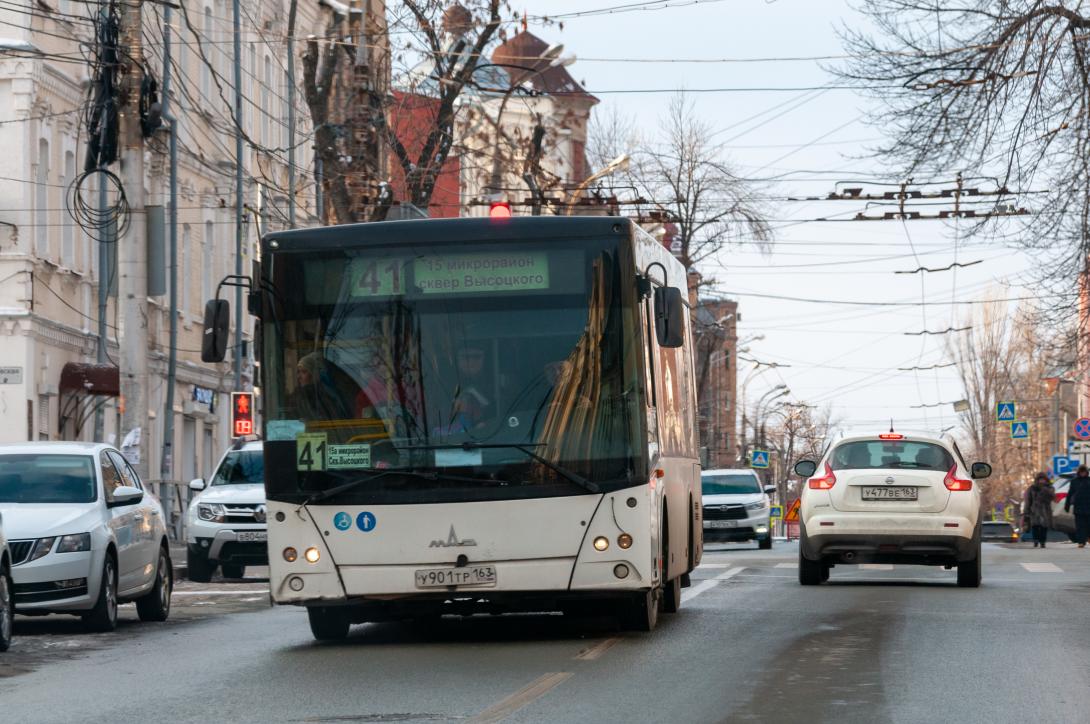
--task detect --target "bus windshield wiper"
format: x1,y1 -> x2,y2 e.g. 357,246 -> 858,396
300,469 -> 490,507
410,443 -> 600,494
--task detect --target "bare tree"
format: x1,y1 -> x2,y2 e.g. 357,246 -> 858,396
301,1 -> 505,222
837,2 -> 1090,319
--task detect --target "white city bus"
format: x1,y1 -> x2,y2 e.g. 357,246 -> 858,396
203,215 -> 701,638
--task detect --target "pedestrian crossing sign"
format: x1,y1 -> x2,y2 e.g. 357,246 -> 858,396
770,505 -> 783,520
750,450 -> 770,468
996,402 -> 1016,422
1010,421 -> 1029,439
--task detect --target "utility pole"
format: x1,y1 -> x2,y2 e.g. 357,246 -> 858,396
286,0 -> 298,228
117,0 -> 149,478
232,0 -> 244,391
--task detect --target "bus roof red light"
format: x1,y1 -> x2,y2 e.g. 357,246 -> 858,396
489,202 -> 512,219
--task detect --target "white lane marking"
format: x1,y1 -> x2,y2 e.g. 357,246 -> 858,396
859,564 -> 894,571
681,579 -> 719,602
469,672 -> 572,724
574,637 -> 621,661
695,563 -> 734,569
775,562 -> 798,569
682,567 -> 746,602
715,567 -> 746,581
172,590 -> 269,596
1021,562 -> 1063,573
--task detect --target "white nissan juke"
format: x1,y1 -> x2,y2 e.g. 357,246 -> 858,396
793,430 -> 991,587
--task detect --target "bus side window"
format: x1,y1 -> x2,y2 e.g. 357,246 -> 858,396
642,296 -> 658,408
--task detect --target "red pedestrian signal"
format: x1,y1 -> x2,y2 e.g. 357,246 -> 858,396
231,391 -> 254,438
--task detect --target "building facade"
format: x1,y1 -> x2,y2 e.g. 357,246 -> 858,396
693,297 -> 739,469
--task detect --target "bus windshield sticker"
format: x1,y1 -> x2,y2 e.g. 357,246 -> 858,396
267,419 -> 306,441
435,448 -> 483,467
414,252 -> 549,295
326,443 -> 372,470
296,433 -> 328,471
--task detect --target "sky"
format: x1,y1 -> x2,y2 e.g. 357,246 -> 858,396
516,0 -> 1038,436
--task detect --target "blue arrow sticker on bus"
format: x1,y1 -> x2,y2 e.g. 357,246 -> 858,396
356,511 -> 377,532
333,512 -> 352,531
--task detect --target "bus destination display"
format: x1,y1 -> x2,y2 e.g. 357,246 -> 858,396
350,252 -> 550,297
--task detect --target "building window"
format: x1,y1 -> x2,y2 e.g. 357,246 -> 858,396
202,220 -> 214,303
182,223 -> 191,312
262,55 -> 272,145
38,395 -> 50,440
247,44 -> 256,131
36,138 -> 50,258
201,7 -> 212,102
62,150 -> 75,267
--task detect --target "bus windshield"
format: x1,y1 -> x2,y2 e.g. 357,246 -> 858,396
261,236 -> 645,504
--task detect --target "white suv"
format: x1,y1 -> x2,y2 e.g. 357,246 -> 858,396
185,440 -> 266,582
701,469 -> 774,548
793,431 -> 990,587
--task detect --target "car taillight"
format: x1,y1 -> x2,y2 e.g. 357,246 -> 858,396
808,462 -> 837,490
944,464 -> 973,491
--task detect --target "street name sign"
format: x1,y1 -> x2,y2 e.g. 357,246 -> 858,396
0,366 -> 22,384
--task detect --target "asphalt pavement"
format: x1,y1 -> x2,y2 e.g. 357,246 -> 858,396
2,540 -> 1088,724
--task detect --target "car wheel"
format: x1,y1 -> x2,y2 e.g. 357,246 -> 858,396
186,548 -> 215,583
84,556 -> 118,632
799,546 -> 824,586
136,547 -> 173,622
220,564 -> 245,579
957,546 -> 982,588
821,563 -> 831,582
0,566 -> 13,652
759,535 -> 772,550
308,606 -> 351,641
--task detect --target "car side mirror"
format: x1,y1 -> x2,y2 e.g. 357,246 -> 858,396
653,286 -> 685,348
201,299 -> 230,363
109,485 -> 144,507
763,485 -> 776,495
971,462 -> 992,479
794,460 -> 817,478
189,478 -> 206,491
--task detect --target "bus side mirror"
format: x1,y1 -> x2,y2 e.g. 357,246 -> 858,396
201,299 -> 230,363
654,286 -> 685,348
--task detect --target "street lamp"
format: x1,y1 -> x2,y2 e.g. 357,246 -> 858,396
563,153 -> 631,215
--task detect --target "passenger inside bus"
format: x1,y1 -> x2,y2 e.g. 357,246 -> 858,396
289,352 -> 351,421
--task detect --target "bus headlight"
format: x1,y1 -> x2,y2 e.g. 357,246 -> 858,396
593,536 -> 609,551
283,547 -> 298,562
304,547 -> 321,563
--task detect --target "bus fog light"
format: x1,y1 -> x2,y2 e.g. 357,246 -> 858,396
593,536 -> 609,551
617,533 -> 633,549
288,576 -> 304,591
304,547 -> 321,563
283,547 -> 298,562
613,564 -> 630,579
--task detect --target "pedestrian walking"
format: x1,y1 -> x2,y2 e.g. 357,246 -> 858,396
1065,465 -> 1090,548
1023,472 -> 1055,548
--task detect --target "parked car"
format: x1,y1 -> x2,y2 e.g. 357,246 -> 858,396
0,513 -> 12,651
1050,476 -> 1077,541
700,468 -> 774,549
980,520 -> 1018,543
794,430 -> 990,587
185,439 -> 266,582
0,443 -> 173,631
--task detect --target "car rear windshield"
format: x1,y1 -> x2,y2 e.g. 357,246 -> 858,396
0,454 -> 97,503
211,449 -> 264,486
702,473 -> 762,495
829,440 -> 953,471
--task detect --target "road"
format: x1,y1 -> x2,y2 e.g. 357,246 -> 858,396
2,541 -> 1088,724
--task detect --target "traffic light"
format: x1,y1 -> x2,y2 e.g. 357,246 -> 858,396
231,391 -> 254,438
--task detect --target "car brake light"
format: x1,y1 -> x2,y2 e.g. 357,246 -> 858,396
808,462 -> 837,490
944,464 -> 973,491
489,201 -> 512,219
878,433 -> 904,440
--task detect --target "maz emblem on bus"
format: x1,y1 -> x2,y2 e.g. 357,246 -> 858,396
430,526 -> 477,548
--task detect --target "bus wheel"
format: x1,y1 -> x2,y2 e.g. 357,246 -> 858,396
662,574 -> 681,614
308,606 -> 351,641
623,589 -> 659,632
